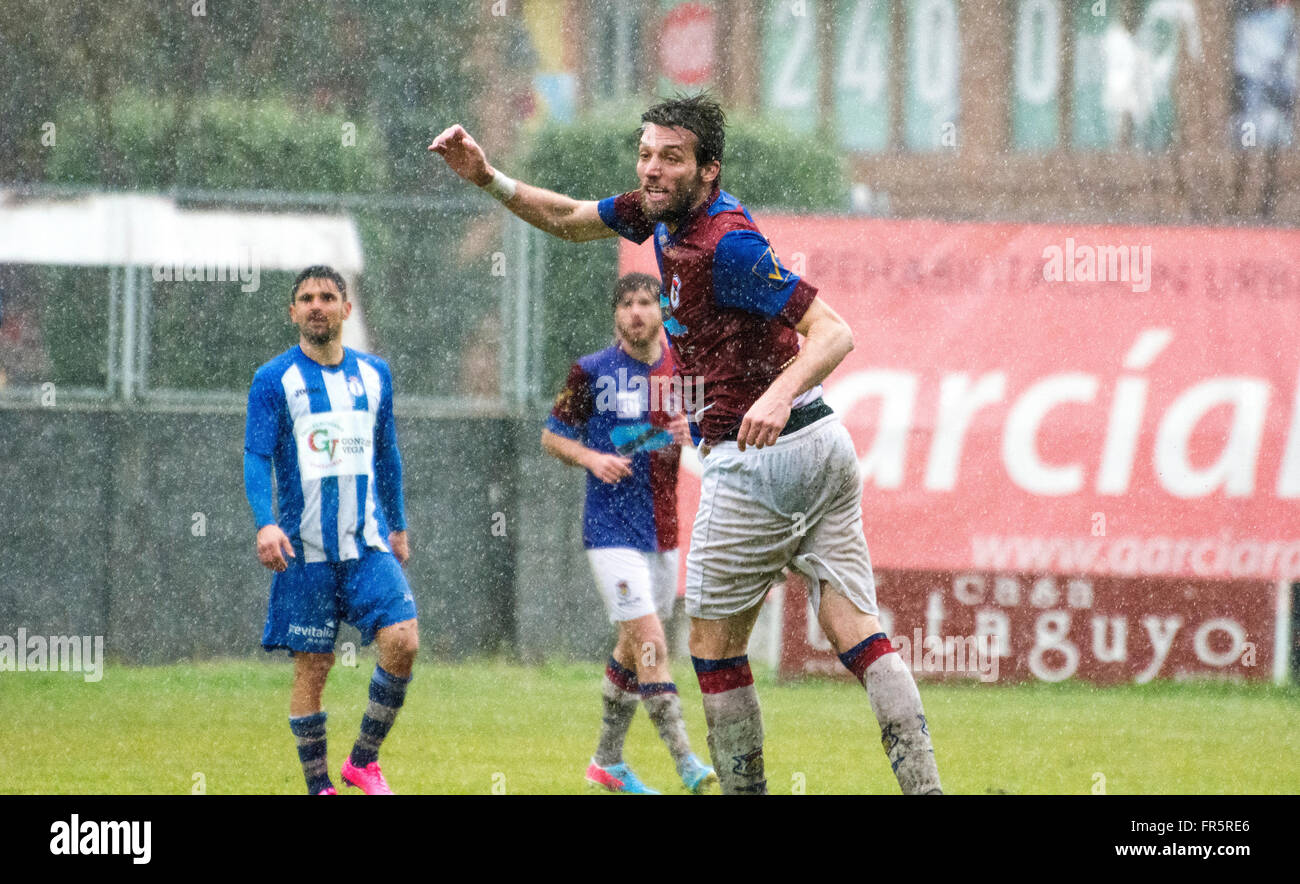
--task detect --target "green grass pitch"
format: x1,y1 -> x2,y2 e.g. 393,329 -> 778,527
2,658 -> 1296,794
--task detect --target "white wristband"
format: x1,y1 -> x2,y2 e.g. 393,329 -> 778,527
482,169 -> 517,203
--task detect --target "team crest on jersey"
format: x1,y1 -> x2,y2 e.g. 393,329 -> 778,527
662,274 -> 687,335
752,246 -> 791,288
616,580 -> 630,599
347,376 -> 365,398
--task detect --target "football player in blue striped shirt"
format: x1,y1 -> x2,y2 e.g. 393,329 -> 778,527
244,266 -> 418,795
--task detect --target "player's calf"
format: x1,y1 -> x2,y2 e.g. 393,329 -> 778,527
289,652 -> 335,716
288,710 -> 334,795
692,655 -> 766,795
348,663 -> 412,774
593,656 -> 640,767
839,633 -> 942,795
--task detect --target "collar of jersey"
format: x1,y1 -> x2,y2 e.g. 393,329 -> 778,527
295,344 -> 349,371
616,340 -> 667,372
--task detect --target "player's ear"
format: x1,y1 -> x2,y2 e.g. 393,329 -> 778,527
342,298 -> 353,320
701,159 -> 721,186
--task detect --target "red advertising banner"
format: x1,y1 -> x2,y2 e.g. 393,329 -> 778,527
780,571 -> 1276,684
620,216 -> 1299,682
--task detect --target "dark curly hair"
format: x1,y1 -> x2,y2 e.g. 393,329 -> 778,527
611,272 -> 661,309
640,91 -> 727,179
290,265 -> 348,305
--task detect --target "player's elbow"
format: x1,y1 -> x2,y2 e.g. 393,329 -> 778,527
821,314 -> 853,360
840,321 -> 855,357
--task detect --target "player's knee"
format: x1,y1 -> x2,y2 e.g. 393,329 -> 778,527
387,622 -> 419,662
612,629 -> 636,664
688,620 -> 731,660
389,627 -> 418,661
625,614 -> 666,647
402,629 -> 419,661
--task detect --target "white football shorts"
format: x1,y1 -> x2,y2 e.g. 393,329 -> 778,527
586,547 -> 680,623
686,413 -> 877,620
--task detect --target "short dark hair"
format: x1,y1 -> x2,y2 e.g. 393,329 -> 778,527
290,265 -> 347,304
640,91 -> 727,175
612,272 -> 660,309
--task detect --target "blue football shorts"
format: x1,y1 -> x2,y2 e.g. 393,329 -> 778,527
262,548 -> 417,654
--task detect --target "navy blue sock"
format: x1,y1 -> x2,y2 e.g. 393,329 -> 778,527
289,711 -> 332,795
350,666 -> 411,767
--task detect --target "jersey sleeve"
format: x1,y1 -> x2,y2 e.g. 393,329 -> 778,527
244,371 -> 281,457
372,362 -> 407,532
596,191 -> 655,244
712,229 -> 818,326
243,451 -> 276,530
546,362 -> 595,440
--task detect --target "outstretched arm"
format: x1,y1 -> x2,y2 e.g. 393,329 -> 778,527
429,124 -> 615,243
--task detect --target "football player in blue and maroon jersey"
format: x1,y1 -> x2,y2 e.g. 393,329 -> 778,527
431,94 -> 941,795
542,272 -> 715,794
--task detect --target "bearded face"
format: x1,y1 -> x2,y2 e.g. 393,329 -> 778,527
289,277 -> 349,347
614,288 -> 662,349
640,167 -> 708,226
636,124 -> 716,227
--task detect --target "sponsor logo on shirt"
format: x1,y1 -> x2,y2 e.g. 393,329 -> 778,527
294,410 -> 375,480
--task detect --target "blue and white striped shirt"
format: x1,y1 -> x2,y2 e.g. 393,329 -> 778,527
244,346 -> 405,563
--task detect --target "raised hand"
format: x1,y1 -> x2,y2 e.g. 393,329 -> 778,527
428,124 -> 493,186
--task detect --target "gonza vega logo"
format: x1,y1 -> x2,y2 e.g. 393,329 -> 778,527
308,425 -> 342,462
294,412 -> 372,479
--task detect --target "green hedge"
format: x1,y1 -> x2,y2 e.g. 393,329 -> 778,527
521,103 -> 849,399
44,91 -> 388,192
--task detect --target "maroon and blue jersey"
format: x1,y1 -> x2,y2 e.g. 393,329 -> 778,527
596,185 -> 819,443
547,343 -> 680,552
